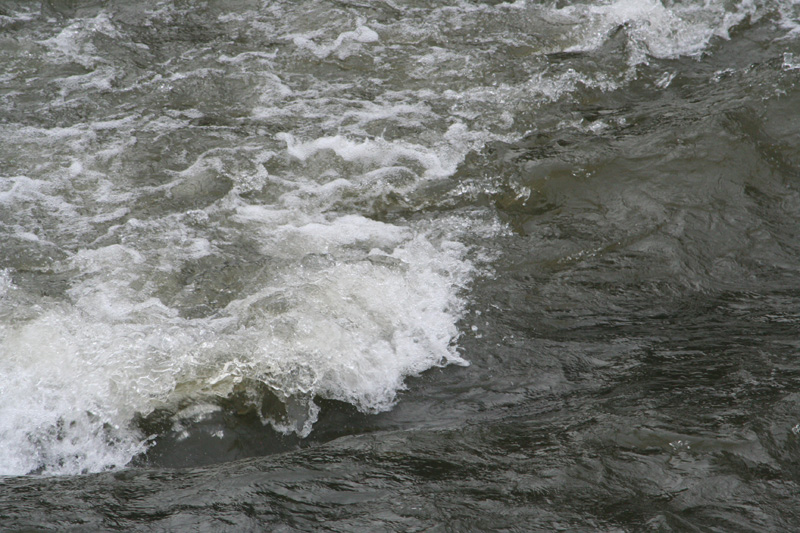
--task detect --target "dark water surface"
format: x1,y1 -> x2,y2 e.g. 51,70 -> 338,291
1,0 -> 800,530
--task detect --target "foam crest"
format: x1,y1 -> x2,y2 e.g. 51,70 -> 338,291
0,215 -> 476,473
289,22 -> 379,60
1,0 -> 518,475
218,215 -> 472,433
0,152 -> 486,472
38,12 -> 121,68
775,1 -> 800,38
277,133 -> 456,179
0,308 -> 155,475
560,0 -> 758,65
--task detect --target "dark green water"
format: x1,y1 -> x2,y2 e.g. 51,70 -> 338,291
1,0 -> 799,530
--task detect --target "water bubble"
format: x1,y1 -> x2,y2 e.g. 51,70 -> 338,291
669,439 -> 691,451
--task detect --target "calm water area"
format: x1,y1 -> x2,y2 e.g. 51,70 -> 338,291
1,0 -> 799,530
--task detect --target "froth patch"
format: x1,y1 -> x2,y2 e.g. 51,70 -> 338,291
0,309 -> 152,475
289,23 -> 379,60
219,217 -> 472,434
276,132 -> 459,179
560,0 -> 758,65
0,207 -> 479,472
293,214 -> 411,247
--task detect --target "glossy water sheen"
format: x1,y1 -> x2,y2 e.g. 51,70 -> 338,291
1,0 -> 800,530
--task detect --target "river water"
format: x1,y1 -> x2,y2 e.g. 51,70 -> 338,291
1,0 -> 799,530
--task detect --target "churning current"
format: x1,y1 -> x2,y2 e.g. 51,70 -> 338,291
1,0 -> 799,530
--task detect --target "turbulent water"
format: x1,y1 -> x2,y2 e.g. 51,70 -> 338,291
0,0 -> 799,530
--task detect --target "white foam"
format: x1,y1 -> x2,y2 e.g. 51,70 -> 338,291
217,215 -> 472,427
0,310 -> 154,475
0,269 -> 12,298
0,0 -> 528,476
0,204 -> 479,473
38,12 -> 120,68
0,120 -> 492,473
289,22 -> 379,59
276,132 -> 463,180
292,214 -> 411,247
777,1 -> 800,39
560,0 -> 759,65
